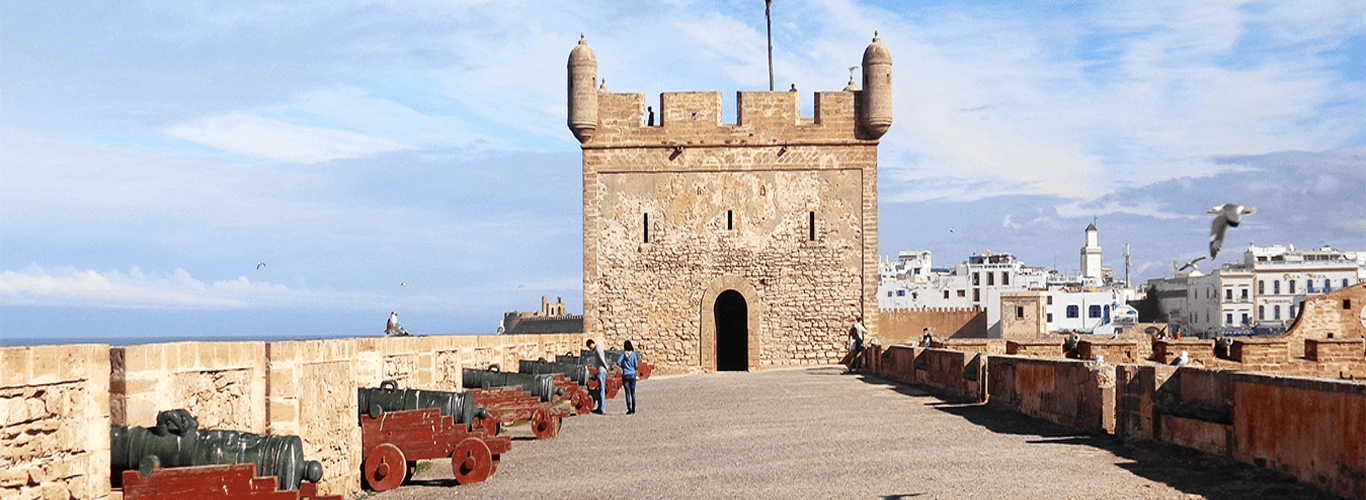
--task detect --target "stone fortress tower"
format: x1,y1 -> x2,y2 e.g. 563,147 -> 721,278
569,34 -> 892,374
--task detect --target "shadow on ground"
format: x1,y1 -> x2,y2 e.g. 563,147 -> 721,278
852,372 -> 1346,500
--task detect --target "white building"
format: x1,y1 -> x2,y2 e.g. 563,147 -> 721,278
1147,244 -> 1366,338
880,224 -> 1136,337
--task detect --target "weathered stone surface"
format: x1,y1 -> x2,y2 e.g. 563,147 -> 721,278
1,345 -> 109,500
581,83 -> 883,374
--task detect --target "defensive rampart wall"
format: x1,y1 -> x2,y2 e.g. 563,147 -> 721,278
1,333 -> 588,500
873,342 -> 1366,499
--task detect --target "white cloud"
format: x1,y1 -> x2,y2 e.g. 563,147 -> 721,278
165,113 -> 408,163
0,264 -> 427,311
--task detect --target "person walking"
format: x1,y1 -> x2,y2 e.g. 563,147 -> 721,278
617,340 -> 640,415
587,339 -> 609,414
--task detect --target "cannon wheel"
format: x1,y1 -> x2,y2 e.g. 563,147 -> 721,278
362,443 -> 407,492
530,407 -> 559,440
571,389 -> 593,415
451,437 -> 494,484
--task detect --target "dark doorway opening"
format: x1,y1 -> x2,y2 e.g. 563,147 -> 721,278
714,290 -> 748,371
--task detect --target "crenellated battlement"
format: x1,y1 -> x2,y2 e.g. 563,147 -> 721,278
568,34 -> 891,147
584,89 -> 868,149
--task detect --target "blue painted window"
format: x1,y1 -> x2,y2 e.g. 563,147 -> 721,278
1066,305 -> 1079,318
1088,305 -> 1102,318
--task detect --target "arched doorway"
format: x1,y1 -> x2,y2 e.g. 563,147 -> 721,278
714,290 -> 748,371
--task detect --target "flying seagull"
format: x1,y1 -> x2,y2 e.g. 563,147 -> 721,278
385,311 -> 409,337
1208,204 -> 1256,259
1172,350 -> 1190,367
256,262 -> 266,270
1176,256 -> 1206,273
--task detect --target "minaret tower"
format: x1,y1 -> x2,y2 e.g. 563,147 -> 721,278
1081,223 -> 1103,283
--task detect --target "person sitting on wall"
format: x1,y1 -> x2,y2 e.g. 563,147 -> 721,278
847,317 -> 868,373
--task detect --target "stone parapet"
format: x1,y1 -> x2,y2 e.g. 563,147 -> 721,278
585,91 -> 870,149
1304,338 -> 1366,363
1,344 -> 111,500
1153,339 -> 1215,365
1230,338 -> 1290,365
1005,338 -> 1064,358
1077,339 -> 1141,364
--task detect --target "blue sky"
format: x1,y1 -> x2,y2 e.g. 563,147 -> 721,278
2,0 -> 1363,341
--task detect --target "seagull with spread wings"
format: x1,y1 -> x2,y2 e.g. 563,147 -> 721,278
1208,204 -> 1256,259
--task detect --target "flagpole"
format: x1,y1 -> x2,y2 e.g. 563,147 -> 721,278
766,0 -> 774,91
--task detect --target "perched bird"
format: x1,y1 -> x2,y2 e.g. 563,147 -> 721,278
1208,204 -> 1257,258
921,332 -> 934,348
1111,332 -> 1120,340
1093,355 -> 1104,364
385,311 -> 409,337
256,262 -> 266,270
1172,350 -> 1190,367
1215,337 -> 1234,359
1062,332 -> 1081,354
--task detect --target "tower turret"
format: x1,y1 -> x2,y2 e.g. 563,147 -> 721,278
859,32 -> 893,139
567,35 -> 599,143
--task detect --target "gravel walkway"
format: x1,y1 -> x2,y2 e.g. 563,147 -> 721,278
368,367 -> 1342,500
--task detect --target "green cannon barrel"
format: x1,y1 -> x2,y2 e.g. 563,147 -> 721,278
517,359 -> 590,386
110,409 -> 323,490
357,380 -> 482,427
462,367 -> 563,402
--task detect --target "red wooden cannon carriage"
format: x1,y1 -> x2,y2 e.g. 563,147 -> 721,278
466,385 -> 567,440
120,464 -> 342,500
359,408 -> 513,491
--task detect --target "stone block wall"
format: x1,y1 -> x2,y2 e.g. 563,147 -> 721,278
1231,338 -> 1290,367
1077,339 -> 1141,364
1231,373 -> 1365,499
583,84 -> 882,375
111,342 -> 266,432
879,307 -> 986,344
1304,338 -> 1365,363
937,338 -> 1005,355
999,291 -> 1046,339
2,345 -> 110,500
1005,339 -> 1063,358
987,355 -> 1116,434
265,339 -> 360,497
1153,339 -> 1216,365
5,334 -> 594,500
1282,283 -> 1365,359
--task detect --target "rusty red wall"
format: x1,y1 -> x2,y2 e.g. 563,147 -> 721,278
1231,373 -> 1365,499
986,355 -> 1115,434
875,345 -> 985,402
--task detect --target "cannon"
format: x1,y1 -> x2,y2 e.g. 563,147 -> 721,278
357,381 -> 512,491
462,367 -> 567,439
462,367 -> 562,403
517,359 -> 594,415
111,409 -> 335,499
358,380 -> 482,425
603,349 -> 655,379
554,353 -> 622,399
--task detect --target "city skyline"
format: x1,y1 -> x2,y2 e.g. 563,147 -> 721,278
2,1 -> 1363,340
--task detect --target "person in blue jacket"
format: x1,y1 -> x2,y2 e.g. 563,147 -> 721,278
616,340 -> 640,415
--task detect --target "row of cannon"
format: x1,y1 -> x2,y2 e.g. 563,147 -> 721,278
109,350 -> 652,498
